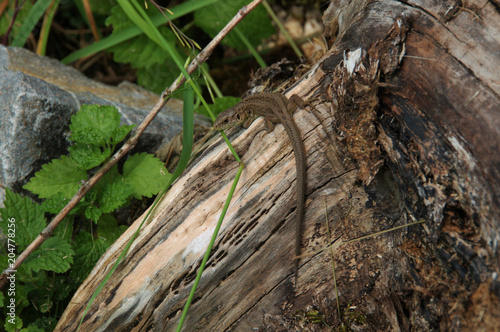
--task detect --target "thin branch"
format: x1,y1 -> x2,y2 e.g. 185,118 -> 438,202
0,0 -> 264,289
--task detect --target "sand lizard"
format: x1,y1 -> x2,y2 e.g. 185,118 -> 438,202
214,92 -> 307,286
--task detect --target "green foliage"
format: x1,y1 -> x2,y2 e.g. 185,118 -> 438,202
123,152 -> 172,198
0,2 -> 34,44
194,0 -> 274,51
11,0 -> 53,47
106,2 -> 186,94
23,238 -> 74,274
23,156 -> 87,199
0,188 -> 46,247
69,104 -> 135,147
71,215 -> 127,282
195,96 -> 240,118
1,104 -> 171,330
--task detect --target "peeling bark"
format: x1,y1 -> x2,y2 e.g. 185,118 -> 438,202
56,0 -> 499,330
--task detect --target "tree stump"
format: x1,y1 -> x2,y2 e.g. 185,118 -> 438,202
56,0 -> 500,330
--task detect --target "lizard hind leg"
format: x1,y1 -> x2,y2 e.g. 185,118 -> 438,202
264,118 -> 275,131
287,94 -> 305,114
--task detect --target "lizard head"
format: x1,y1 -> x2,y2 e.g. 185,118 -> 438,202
213,107 -> 249,130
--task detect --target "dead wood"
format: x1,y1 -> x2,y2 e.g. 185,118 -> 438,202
56,0 -> 499,330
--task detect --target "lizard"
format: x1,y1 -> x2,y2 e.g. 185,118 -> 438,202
213,92 -> 307,286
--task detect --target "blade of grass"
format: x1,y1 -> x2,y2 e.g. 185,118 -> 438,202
77,84 -> 194,330
62,0 -> 219,64
11,0 -> 52,47
234,26 -> 267,68
36,0 -> 61,55
176,161 -> 245,332
262,0 -> 303,58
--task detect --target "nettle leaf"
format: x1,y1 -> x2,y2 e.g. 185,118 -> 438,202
194,0 -> 274,51
4,315 -> 22,332
136,60 -> 181,94
0,188 -> 46,247
98,180 -> 134,214
23,155 -> 87,199
106,4 -> 175,66
92,165 -> 134,214
69,142 -> 112,170
41,192 -> 73,215
70,231 -> 108,282
84,205 -> 103,223
23,237 -> 74,274
195,96 -> 240,118
106,0 -> 160,32
69,105 -> 121,146
106,4 -> 186,93
52,217 -> 74,243
123,153 -> 171,198
111,124 -> 135,145
98,214 -> 127,245
88,0 -> 114,15
70,215 -> 126,282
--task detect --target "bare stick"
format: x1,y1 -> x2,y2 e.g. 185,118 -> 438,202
0,0 -> 264,289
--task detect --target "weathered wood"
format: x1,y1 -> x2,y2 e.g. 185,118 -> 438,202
56,0 -> 500,330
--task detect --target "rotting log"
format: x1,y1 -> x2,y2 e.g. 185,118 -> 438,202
56,0 -> 500,330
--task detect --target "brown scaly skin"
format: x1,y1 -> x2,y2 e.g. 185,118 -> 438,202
214,93 -> 307,286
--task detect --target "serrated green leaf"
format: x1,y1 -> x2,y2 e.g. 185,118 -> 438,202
85,205 -> 103,223
23,237 -> 74,274
107,7 -> 173,67
88,0 -> 115,15
194,0 -> 275,51
111,124 -> 135,144
70,231 -> 109,282
4,315 -> 22,332
123,153 -> 171,198
32,315 -> 58,331
0,188 -> 46,247
106,3 -> 187,92
98,214 -> 127,244
52,217 -> 74,243
98,180 -> 134,214
69,142 -> 111,170
106,0 -> 160,32
195,96 -> 240,118
136,60 -> 180,94
41,193 -> 71,214
69,105 -> 121,146
23,155 -> 87,199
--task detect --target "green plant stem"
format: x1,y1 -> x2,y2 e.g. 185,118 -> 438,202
176,161 -> 245,332
234,26 -> 267,68
36,0 -> 60,55
262,0 -> 303,58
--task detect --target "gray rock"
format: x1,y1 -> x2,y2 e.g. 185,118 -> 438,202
0,46 -> 205,200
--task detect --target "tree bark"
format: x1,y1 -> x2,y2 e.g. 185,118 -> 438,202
56,0 -> 500,330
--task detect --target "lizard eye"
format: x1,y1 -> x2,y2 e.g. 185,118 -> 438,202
236,114 -> 241,120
